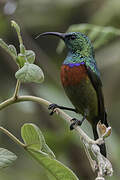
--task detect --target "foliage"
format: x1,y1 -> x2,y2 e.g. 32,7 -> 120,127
21,123 -> 79,180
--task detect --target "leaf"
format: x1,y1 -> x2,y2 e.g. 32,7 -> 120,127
0,39 -> 16,61
11,20 -> 20,33
15,63 -> 44,83
8,45 -> 17,57
25,50 -> 35,64
21,123 -> 78,180
27,148 -> 79,180
0,39 -> 10,52
20,44 -> 26,54
0,148 -> 17,168
17,50 -> 35,68
16,53 -> 26,67
21,123 -> 55,158
21,123 -> 42,150
57,23 -> 120,53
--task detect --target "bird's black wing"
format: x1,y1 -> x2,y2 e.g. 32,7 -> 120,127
85,66 -> 108,127
86,66 -> 109,157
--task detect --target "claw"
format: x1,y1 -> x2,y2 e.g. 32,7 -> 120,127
48,104 -> 59,115
70,118 -> 82,130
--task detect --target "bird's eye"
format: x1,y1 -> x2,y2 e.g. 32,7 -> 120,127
70,35 -> 76,40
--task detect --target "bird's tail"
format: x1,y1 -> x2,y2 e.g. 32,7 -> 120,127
92,124 -> 106,157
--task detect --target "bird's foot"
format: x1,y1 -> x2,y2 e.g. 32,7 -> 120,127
48,103 -> 77,115
48,104 -> 59,115
70,118 -> 83,130
70,115 -> 86,130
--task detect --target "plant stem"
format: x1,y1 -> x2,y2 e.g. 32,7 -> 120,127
13,80 -> 21,98
0,127 -> 25,147
0,97 -> 15,110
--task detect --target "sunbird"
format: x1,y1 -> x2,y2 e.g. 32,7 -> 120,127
39,32 -> 109,157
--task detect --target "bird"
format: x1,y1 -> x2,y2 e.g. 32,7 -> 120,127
38,31 -> 109,157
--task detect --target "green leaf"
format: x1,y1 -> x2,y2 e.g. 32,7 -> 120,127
15,63 -> 44,83
25,50 -> 35,64
16,50 -> 35,67
27,148 -> 79,180
20,44 -> 26,54
21,123 -> 78,180
11,20 -> 20,33
0,39 -> 16,61
0,38 -> 10,51
57,23 -> 120,53
8,45 -> 17,57
21,123 -> 42,150
21,123 -> 55,158
16,53 -> 26,67
0,148 -> 17,168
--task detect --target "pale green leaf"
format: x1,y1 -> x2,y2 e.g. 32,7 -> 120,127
0,39 -> 10,52
21,123 -> 78,179
8,45 -> 17,57
0,148 -> 17,168
20,44 -> 26,54
27,148 -> 79,180
21,123 -> 42,150
15,63 -> 44,83
0,39 -> 16,61
21,123 -> 55,158
25,50 -> 35,64
11,20 -> 20,33
16,50 -> 35,68
16,53 -> 26,67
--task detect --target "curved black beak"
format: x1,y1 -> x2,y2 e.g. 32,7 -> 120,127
35,32 -> 65,40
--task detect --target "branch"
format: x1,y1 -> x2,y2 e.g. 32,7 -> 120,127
0,95 -> 113,179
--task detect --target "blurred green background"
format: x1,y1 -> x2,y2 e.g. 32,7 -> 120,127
0,0 -> 120,179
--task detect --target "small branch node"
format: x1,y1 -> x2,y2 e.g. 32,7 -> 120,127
95,138 -> 104,145
13,80 -> 21,99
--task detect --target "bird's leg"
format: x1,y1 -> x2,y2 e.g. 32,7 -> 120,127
48,103 -> 77,115
70,115 -> 86,130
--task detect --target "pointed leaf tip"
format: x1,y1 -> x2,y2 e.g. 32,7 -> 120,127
28,148 -> 79,180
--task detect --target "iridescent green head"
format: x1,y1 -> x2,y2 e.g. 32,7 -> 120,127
38,32 -> 94,57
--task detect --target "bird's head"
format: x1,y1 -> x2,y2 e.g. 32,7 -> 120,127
37,32 -> 94,56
